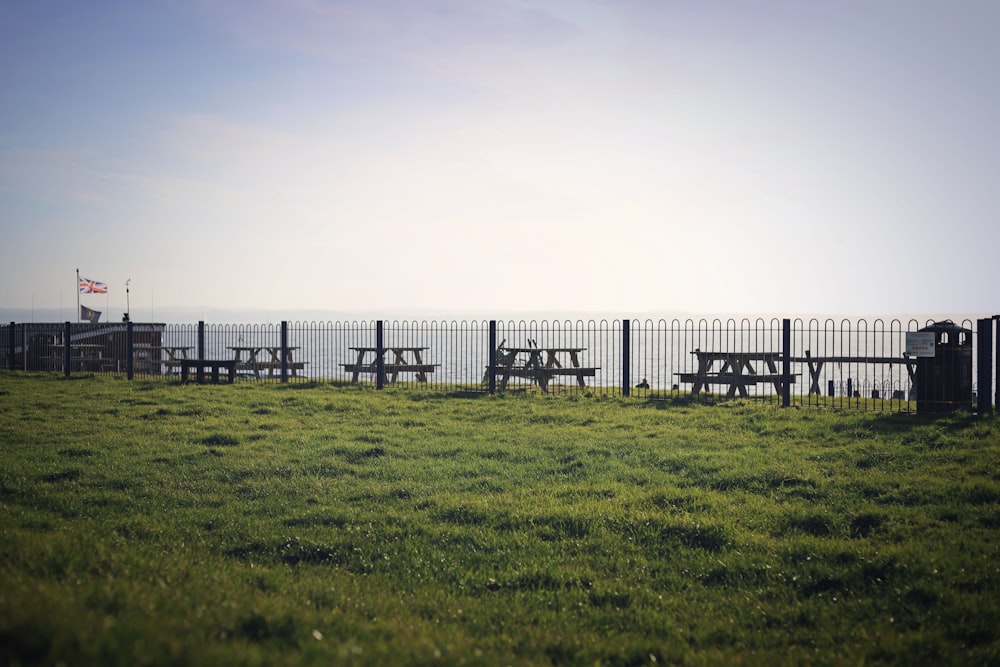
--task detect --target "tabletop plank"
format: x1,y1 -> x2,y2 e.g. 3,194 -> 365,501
503,347 -> 585,353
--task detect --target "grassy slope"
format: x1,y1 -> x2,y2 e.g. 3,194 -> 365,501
0,374 -> 998,666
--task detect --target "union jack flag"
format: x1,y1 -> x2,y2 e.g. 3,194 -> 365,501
79,277 -> 108,294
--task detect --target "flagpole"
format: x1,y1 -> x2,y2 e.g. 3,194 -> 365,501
76,268 -> 80,323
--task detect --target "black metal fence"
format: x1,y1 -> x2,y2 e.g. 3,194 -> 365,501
3,316 -> 997,414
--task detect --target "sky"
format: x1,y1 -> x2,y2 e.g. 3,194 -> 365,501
2,0 -> 998,322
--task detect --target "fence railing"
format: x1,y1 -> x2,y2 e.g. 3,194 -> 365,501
3,316 -> 997,414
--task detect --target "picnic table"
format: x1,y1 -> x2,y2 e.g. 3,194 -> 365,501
228,346 -> 305,378
790,352 -> 917,396
493,347 -> 598,393
135,345 -> 192,374
181,359 -> 236,384
677,351 -> 796,397
342,346 -> 438,383
46,344 -> 112,372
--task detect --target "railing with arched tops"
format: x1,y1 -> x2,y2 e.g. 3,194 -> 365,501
2,316 -> 995,414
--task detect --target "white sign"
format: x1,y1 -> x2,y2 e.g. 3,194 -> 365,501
906,332 -> 936,357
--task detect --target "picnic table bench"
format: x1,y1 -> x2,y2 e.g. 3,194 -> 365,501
789,352 -> 917,396
343,347 -> 438,383
180,359 -> 236,384
46,344 -> 114,372
493,347 -> 598,393
134,345 -> 193,374
677,351 -> 797,397
228,346 -> 306,379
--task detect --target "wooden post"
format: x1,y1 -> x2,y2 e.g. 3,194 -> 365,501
376,320 -> 385,390
622,319 -> 631,397
977,318 -> 992,415
6,322 -> 14,371
995,316 -> 999,414
126,320 -> 134,380
488,320 -> 497,395
280,321 -> 289,383
63,322 -> 71,377
197,321 -> 206,384
782,318 -> 791,407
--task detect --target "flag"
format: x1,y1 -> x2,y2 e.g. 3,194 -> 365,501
80,305 -> 102,323
79,277 -> 108,294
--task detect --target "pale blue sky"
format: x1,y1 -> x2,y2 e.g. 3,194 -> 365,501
2,0 -> 998,321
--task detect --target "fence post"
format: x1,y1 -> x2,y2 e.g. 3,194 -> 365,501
622,319 -> 631,397
63,322 -> 71,377
280,321 -> 289,383
782,318 -> 791,407
126,320 -> 134,380
7,322 -> 14,371
376,320 -> 385,390
977,318 -> 992,415
197,321 -> 206,384
488,320 -> 497,395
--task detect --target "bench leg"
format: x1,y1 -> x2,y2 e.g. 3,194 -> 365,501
808,362 -> 823,395
535,370 -> 549,393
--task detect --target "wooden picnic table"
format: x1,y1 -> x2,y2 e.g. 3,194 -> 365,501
154,346 -> 193,362
227,346 -> 304,378
789,352 -> 917,396
494,347 -> 598,393
50,343 -> 107,358
47,343 -> 112,372
343,346 -> 437,383
135,345 -> 193,374
677,351 -> 795,397
181,359 -> 236,384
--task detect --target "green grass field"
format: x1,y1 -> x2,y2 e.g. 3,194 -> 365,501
1,373 -> 998,666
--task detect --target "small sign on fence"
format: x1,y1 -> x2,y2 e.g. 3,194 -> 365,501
906,332 -> 936,357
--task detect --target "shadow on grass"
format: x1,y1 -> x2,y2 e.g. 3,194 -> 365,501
862,410 -> 984,436
646,393 -> 722,408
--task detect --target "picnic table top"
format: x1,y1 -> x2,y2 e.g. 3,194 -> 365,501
181,358 -> 236,364
349,346 -> 428,352
691,350 -> 780,360
133,345 -> 191,356
50,343 -> 106,357
789,355 -> 915,364
504,346 -> 586,353
691,351 -> 914,364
